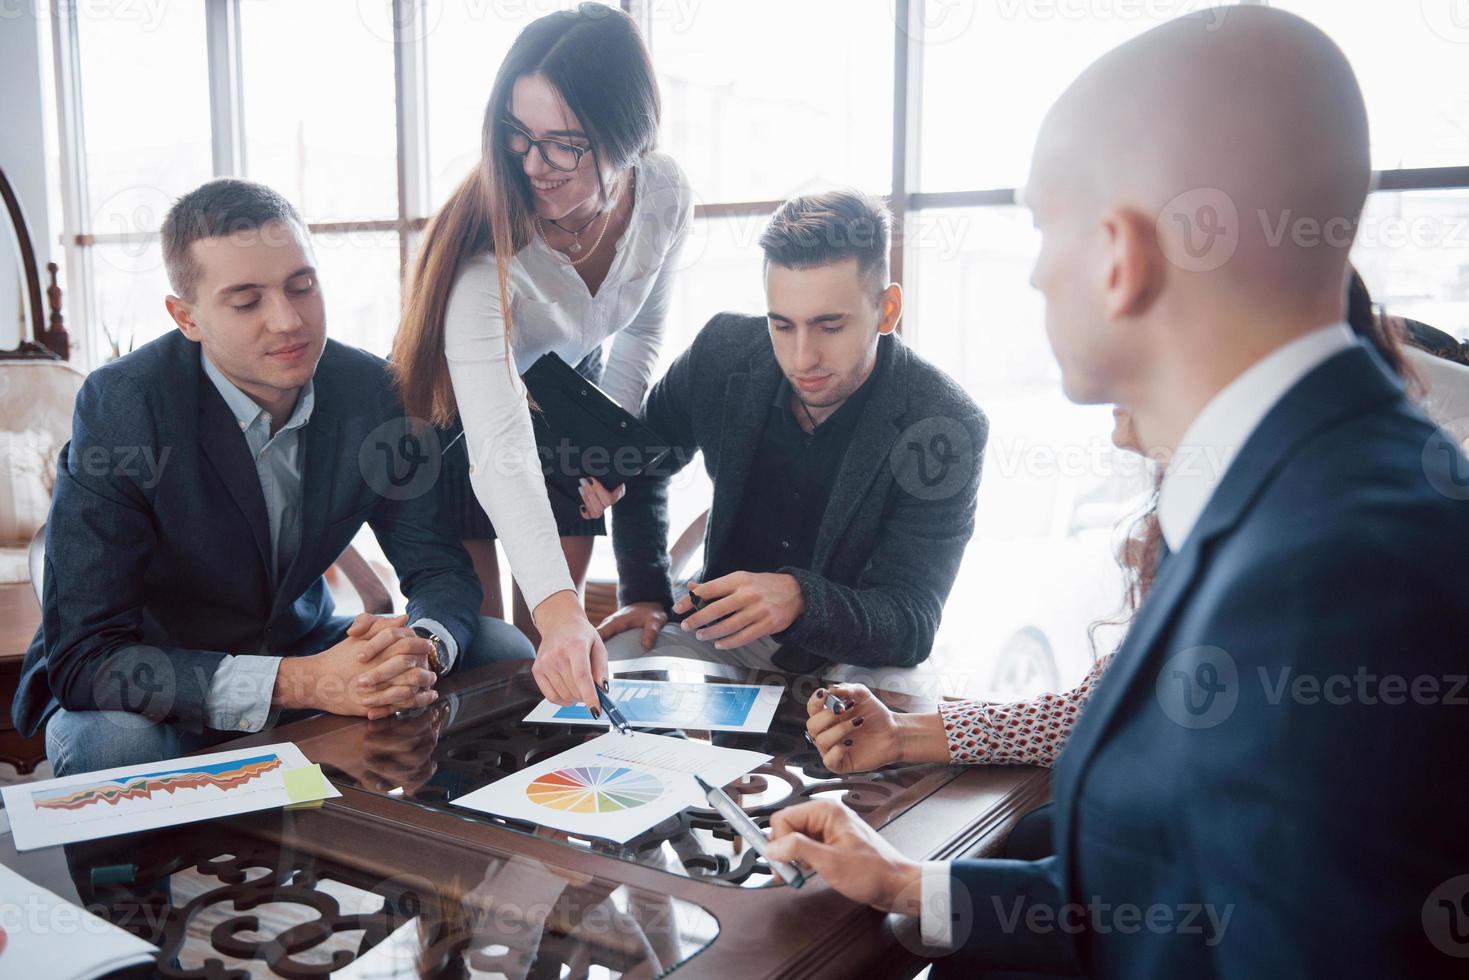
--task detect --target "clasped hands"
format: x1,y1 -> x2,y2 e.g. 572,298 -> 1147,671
273,613 -> 438,721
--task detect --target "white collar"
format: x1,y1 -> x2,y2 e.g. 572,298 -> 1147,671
1156,322 -> 1357,552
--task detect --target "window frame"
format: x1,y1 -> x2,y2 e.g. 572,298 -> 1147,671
47,0 -> 1469,369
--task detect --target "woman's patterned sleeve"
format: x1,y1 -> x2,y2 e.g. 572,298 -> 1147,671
937,654 -> 1113,767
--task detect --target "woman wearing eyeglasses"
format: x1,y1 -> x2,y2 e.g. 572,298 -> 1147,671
392,5 -> 692,712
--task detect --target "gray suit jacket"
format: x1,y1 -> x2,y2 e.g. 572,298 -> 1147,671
612,313 -> 988,669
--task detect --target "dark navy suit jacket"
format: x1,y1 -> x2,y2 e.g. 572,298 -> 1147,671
941,345 -> 1469,978
13,331 -> 483,738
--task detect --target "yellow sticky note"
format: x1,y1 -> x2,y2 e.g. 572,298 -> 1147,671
281,764 -> 330,809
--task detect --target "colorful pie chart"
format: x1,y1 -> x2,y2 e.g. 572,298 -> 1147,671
525,766 -> 664,813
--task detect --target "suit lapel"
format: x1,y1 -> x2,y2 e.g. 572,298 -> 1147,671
706,347 -> 782,567
1051,344 -> 1409,860
811,336 -> 907,569
198,371 -> 272,581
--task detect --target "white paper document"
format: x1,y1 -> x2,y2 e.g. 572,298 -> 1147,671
0,742 -> 339,852
522,678 -> 783,733
450,732 -> 770,844
0,864 -> 157,978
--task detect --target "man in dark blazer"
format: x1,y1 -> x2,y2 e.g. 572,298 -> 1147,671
597,190 -> 987,681
15,179 -> 531,776
764,10 -> 1469,977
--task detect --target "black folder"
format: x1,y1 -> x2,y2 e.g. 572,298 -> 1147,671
520,352 -> 671,506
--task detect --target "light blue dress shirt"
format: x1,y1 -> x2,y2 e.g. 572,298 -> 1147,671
200,352 -> 456,733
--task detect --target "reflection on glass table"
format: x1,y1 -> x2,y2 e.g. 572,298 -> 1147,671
0,798 -> 717,979
302,661 -> 959,890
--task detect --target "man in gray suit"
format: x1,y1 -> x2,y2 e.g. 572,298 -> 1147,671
598,190 -> 987,685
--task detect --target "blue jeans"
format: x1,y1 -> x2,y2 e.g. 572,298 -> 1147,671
45,616 -> 533,777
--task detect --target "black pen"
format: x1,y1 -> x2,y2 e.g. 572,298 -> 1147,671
694,775 -> 805,888
596,684 -> 632,735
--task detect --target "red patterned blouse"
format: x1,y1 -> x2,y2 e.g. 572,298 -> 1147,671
938,654 -> 1114,766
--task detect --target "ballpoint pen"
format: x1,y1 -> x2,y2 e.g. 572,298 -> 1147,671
693,774 -> 806,888
595,684 -> 632,735
805,691 -> 852,749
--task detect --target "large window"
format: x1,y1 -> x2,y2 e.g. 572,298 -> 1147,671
424,0 -> 613,210
73,2 -> 212,360
240,1 -> 399,223
651,0 -> 895,203
46,1 -> 1469,698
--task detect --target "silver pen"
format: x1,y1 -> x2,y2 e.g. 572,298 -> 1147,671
693,774 -> 806,888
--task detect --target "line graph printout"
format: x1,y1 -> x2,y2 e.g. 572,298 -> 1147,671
451,732 -> 769,843
1,742 -> 338,851
523,679 -> 782,733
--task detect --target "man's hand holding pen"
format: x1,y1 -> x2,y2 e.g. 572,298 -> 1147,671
672,572 -> 805,649
765,798 -> 924,916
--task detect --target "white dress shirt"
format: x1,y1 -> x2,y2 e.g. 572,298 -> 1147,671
918,321 -> 1358,949
443,151 -> 693,611
199,353 -> 455,733
1156,322 -> 1355,552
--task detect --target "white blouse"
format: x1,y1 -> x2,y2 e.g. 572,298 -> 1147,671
443,151 -> 693,611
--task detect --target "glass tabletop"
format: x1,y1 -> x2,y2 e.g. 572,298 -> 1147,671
297,660 -> 959,890
0,800 -> 718,978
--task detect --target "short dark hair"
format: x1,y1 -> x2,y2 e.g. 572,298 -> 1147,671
161,178 -> 304,301
758,190 -> 892,296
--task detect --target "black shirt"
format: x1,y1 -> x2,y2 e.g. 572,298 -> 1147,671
721,346 -> 884,577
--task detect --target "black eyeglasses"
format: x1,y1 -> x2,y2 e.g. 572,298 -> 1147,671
500,120 -> 589,173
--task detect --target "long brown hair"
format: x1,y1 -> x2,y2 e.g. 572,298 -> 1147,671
391,4 -> 660,425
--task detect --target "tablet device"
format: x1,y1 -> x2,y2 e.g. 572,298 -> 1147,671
521,352 -> 671,506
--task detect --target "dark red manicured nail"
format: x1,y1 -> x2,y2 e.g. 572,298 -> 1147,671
843,739 -> 854,747
814,688 -> 827,700
852,717 -> 865,727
